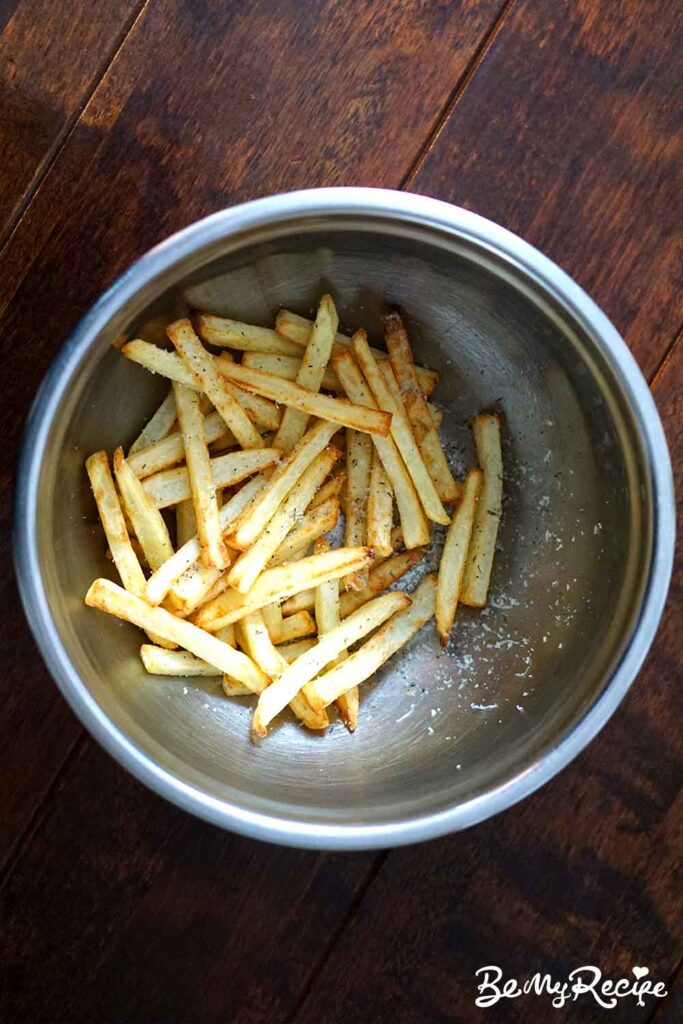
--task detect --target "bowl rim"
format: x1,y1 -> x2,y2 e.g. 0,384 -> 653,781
14,186 -> 675,850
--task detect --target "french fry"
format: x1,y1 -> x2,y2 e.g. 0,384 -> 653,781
152,475 -> 266,609
173,383 -> 229,570
304,575 -> 436,712
436,468 -> 482,642
275,309 -> 439,396
213,353 -> 282,431
229,419 -> 338,550
460,414 -> 503,608
383,312 -> 460,504
85,578 -> 269,690
267,496 -> 340,567
252,591 -> 410,737
194,546 -> 374,631
309,470 -> 345,509
142,448 -> 280,508
168,319 -> 264,450
85,451 -> 147,597
140,645 -> 221,677
277,638 -> 316,662
280,588 -> 316,617
344,427 -> 373,589
261,601 -> 283,640
339,547 -> 426,619
129,389 -> 177,454
243,352 -> 342,393
314,538 -> 357,731
331,349 -> 430,549
221,677 -> 254,697
197,313 -> 302,356
353,331 -> 450,526
272,294 -> 339,453
270,609 -> 317,644
367,449 -> 394,557
175,499 -> 197,546
213,360 -> 392,436
127,410 -> 233,478
228,446 -> 340,593
378,358 -> 444,437
113,447 -> 174,572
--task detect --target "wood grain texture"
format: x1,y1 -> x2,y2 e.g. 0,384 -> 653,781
410,0 -> 683,380
292,339 -> 683,1024
0,0 -> 145,243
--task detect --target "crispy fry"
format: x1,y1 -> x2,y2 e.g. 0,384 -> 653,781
213,360 -> 392,436
276,638 -> 316,662
142,448 -> 280,509
309,470 -> 345,509
252,591 -> 410,737
275,309 -> 439,396
194,546 -> 374,631
460,414 -> 503,608
367,449 -> 394,557
339,547 -> 426,619
169,318 -> 264,449
331,348 -> 430,549
197,313 -> 301,355
353,332 -> 450,526
175,499 -> 196,547
129,389 -> 177,454
315,538 -> 357,731
267,496 -> 340,567
280,588 -> 316,617
261,601 -> 283,640
86,451 -> 147,597
221,677 -> 254,697
270,609 -> 317,644
85,578 -> 268,690
229,419 -> 338,550
383,312 -> 460,504
173,383 -> 229,570
273,294 -> 339,453
127,411 -> 232,478
344,427 -> 372,589
378,359 -> 442,432
243,352 -> 342,393
228,446 -> 340,593
213,353 -> 282,431
304,575 -> 436,711
140,645 -> 221,676
436,468 -> 482,642
113,447 -> 174,572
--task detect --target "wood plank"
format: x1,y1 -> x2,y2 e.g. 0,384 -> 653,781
0,741 -> 378,1024
292,337 -> 683,1024
410,0 -> 683,380
0,0 -> 146,243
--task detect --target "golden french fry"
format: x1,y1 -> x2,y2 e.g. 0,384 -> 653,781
309,470 -> 345,509
228,446 -> 340,593
344,427 -> 373,589
275,309 -> 439,396
129,389 -> 177,454
314,538 -> 357,731
304,575 -> 436,711
272,294 -> 339,453
280,588 -> 316,617
436,468 -> 482,642
353,332 -> 450,526
173,383 -> 229,570
229,419 -> 338,550
267,496 -> 340,567
242,352 -> 342,392
383,312 -> 460,504
127,411 -> 232,478
213,360 -> 392,436
213,353 -> 282,431
276,638 -> 316,662
194,546 -> 374,631
85,578 -> 268,690
339,547 -> 426,618
460,414 -> 503,608
261,601 -> 283,640
252,591 -> 410,737
169,318 -> 264,450
331,348 -> 430,549
221,677 -> 254,697
113,447 -> 174,572
85,451 -> 147,597
140,645 -> 221,676
270,609 -> 317,644
175,499 -> 196,547
197,313 -> 302,355
237,611 -> 288,679
142,448 -> 280,508
378,360 -> 442,433
367,448 -> 394,557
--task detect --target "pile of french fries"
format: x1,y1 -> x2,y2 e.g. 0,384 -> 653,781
85,295 -> 502,740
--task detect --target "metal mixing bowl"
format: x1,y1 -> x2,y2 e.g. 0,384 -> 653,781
15,188 -> 675,849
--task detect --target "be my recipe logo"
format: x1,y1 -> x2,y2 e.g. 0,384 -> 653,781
475,964 -> 667,1010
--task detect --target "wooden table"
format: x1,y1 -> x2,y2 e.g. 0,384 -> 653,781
1,2 -> 681,1021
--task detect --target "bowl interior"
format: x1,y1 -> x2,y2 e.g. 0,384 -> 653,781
32,215 -> 649,834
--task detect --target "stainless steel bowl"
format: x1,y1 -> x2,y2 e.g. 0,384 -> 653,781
15,188 -> 675,849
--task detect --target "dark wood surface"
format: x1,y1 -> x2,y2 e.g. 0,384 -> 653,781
1,2 -> 680,1022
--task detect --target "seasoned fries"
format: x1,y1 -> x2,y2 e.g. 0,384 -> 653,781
85,294 -> 504,742
460,414 -> 503,608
